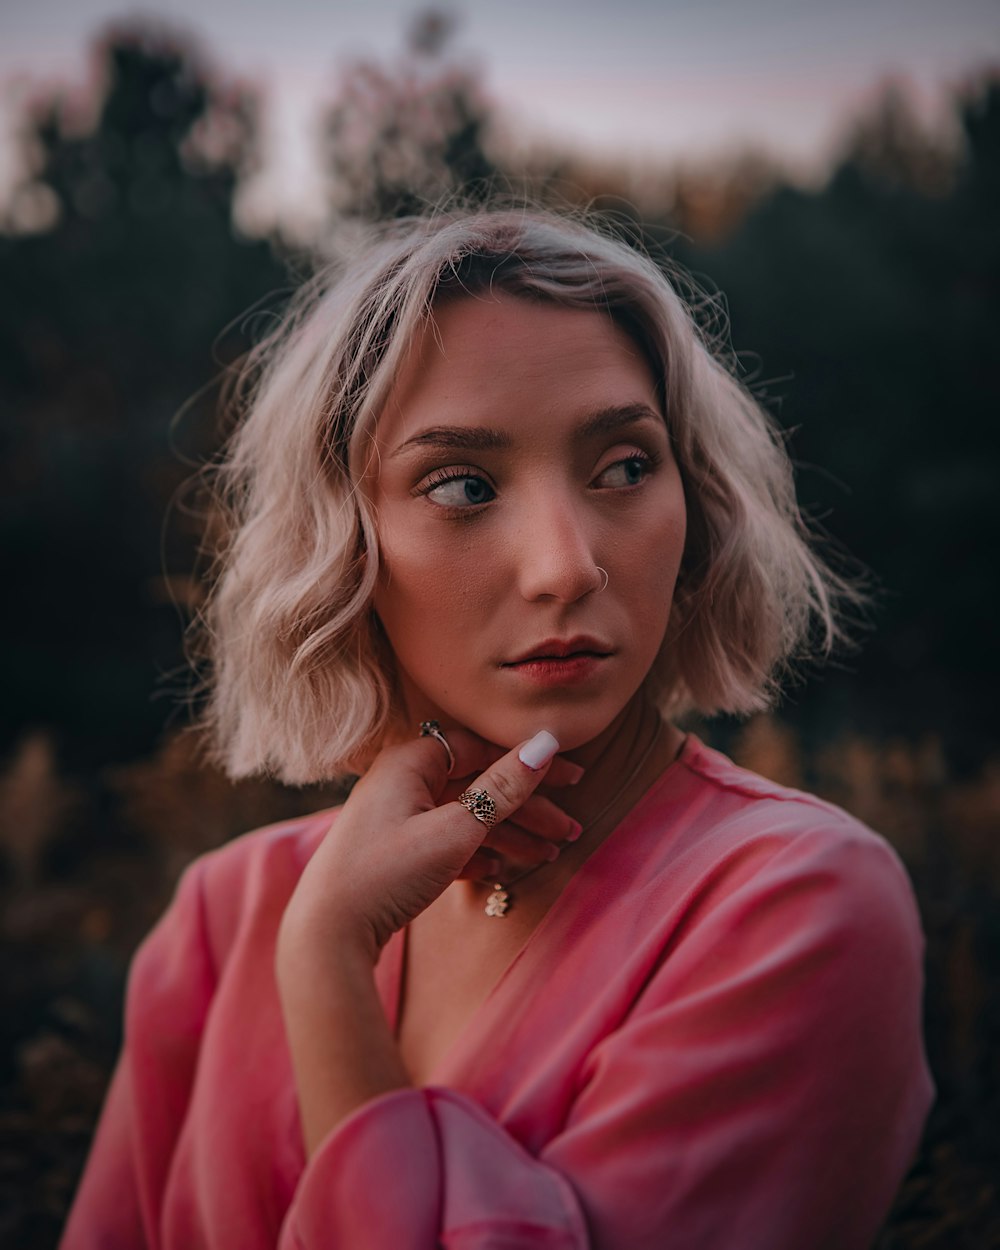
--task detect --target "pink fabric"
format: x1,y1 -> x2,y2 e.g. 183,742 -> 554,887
61,734 -> 934,1249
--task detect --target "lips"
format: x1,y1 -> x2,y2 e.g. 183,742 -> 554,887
503,636 -> 613,665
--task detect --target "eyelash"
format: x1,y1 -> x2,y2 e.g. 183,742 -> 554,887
596,450 -> 660,489
417,467 -> 496,507
416,449 -> 660,512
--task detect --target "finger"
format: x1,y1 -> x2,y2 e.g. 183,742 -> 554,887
454,754 -> 584,791
500,793 -> 582,845
457,846 -> 505,882
452,730 -> 561,835
458,806 -> 575,879
481,820 -> 562,865
540,755 -> 586,788
414,726 -> 583,798
406,731 -> 505,799
436,726 -> 513,783
438,786 -> 581,843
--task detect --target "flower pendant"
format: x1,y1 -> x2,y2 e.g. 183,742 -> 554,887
485,885 -> 510,917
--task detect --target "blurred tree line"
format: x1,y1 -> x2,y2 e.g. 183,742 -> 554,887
1,17 -> 996,778
0,23 -> 292,774
0,15 -> 998,1245
678,82 -> 1000,770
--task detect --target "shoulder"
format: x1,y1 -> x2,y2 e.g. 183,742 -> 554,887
196,804 -> 341,889
673,732 -> 909,864
167,805 -> 343,976
677,731 -> 875,837
626,740 -> 930,1085
654,734 -> 924,954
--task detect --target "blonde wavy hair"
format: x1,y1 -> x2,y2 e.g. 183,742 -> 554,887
190,207 -> 864,784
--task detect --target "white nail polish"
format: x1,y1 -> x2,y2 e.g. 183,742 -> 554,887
519,730 -> 559,770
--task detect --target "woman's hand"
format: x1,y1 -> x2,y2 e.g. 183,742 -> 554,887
273,728 -> 582,1155
276,728 -> 583,971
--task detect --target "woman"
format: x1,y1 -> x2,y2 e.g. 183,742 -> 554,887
62,208 -> 934,1249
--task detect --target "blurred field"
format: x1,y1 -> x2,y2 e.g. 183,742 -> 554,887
1,717 -> 997,1247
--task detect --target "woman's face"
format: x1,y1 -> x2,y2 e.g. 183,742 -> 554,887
368,292 -> 687,752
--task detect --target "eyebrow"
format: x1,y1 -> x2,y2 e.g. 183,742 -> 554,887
389,402 -> 663,459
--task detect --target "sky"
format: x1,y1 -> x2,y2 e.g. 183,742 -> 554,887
1,0 -> 998,233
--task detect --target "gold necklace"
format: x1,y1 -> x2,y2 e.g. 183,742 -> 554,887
480,714 -> 668,918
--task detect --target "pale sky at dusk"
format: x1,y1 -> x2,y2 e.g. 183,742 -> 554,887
1,0 -> 997,232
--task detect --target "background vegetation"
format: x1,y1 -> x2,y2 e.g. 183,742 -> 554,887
0,16 -> 997,1247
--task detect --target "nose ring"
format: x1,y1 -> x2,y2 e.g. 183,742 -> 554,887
596,567 -> 609,593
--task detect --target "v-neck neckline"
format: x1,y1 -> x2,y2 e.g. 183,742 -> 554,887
378,732 -> 698,1087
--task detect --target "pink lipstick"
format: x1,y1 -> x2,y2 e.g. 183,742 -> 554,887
501,637 -> 614,687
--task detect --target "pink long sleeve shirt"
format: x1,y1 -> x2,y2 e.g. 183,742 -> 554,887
61,733 -> 934,1249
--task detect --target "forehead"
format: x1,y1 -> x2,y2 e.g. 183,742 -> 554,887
373,293 -> 660,452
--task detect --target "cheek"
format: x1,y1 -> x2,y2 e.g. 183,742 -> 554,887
652,478 -> 688,582
617,502 -> 686,651
614,490 -> 686,583
373,522 -> 485,647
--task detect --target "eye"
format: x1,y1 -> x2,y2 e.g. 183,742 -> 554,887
421,470 -> 496,508
595,453 -> 654,489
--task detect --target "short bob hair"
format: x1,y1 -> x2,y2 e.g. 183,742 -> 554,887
192,207 -> 862,784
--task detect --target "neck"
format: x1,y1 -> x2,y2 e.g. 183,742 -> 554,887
544,695 -> 666,827
461,695 -> 683,912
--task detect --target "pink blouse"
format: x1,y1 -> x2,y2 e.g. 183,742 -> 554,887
61,733 -> 934,1249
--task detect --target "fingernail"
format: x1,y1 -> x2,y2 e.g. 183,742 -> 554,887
545,844 -> 561,861
519,730 -> 559,771
566,821 -> 583,842
566,764 -> 586,785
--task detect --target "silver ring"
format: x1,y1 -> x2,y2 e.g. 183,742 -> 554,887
419,719 -> 455,775
458,787 -> 497,830
596,566 -> 609,592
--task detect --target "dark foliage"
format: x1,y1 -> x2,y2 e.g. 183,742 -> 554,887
668,77 -> 1000,771
0,23 -> 293,770
321,10 -> 498,220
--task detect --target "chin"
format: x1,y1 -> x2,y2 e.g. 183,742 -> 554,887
468,702 -> 628,755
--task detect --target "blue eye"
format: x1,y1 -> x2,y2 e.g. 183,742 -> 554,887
597,455 -> 652,488
423,472 -> 496,508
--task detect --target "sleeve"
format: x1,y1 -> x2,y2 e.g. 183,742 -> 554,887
279,829 -> 934,1250
59,858 -> 217,1250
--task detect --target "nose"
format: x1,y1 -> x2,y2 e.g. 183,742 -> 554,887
514,491 -> 605,604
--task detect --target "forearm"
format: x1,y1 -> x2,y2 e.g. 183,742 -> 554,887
277,928 -> 411,1159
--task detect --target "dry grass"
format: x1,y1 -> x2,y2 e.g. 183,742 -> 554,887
0,717 -> 996,1247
